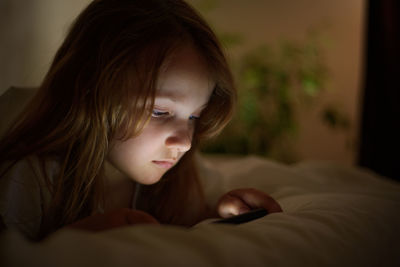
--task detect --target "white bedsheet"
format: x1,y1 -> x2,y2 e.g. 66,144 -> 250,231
2,155 -> 400,267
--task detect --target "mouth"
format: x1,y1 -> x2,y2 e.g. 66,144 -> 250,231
152,160 -> 176,169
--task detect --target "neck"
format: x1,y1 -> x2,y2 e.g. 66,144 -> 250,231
103,161 -> 136,211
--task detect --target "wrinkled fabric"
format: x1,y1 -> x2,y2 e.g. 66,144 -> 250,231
1,155 -> 399,267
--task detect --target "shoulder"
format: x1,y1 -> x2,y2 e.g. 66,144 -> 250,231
0,156 -> 59,190
0,156 -> 59,239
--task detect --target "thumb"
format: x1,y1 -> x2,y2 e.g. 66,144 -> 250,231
217,194 -> 251,218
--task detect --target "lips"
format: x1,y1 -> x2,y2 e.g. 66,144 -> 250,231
152,160 -> 175,169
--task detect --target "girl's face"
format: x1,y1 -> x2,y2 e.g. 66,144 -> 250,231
107,45 -> 214,185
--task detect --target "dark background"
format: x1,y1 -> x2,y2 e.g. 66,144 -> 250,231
359,0 -> 400,181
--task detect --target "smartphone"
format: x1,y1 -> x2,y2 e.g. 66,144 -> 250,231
212,208 -> 268,225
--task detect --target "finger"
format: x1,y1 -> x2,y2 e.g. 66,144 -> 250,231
67,208 -> 140,232
126,209 -> 160,225
227,188 -> 283,213
217,194 -> 251,218
68,212 -> 116,232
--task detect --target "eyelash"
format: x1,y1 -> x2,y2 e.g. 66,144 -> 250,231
152,110 -> 170,117
151,109 -> 199,120
189,115 -> 200,120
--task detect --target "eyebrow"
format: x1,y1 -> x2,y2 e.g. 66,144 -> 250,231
155,91 -> 183,102
155,93 -> 209,110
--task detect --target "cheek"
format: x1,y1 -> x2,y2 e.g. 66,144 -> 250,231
108,140 -> 138,165
124,123 -> 168,155
108,122 -> 169,162
136,123 -> 165,144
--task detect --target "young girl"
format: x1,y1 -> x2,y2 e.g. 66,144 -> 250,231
0,0 -> 282,240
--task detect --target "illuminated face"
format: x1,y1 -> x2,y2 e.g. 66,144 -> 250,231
107,45 -> 214,185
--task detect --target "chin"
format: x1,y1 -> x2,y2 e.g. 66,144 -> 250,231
139,173 -> 164,185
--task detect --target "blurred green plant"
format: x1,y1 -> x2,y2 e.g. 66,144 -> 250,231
193,0 -> 350,162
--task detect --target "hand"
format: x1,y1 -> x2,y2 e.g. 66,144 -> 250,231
217,188 -> 282,218
67,208 -> 159,232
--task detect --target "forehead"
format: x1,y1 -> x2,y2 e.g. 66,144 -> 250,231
156,44 -> 214,104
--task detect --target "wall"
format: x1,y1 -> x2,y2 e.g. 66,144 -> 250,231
0,0 -> 91,94
0,0 -> 365,165
188,0 -> 366,165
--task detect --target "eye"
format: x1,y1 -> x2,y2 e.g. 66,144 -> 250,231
152,109 -> 170,118
189,115 -> 200,120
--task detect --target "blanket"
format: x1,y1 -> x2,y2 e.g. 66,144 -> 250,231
2,154 -> 400,267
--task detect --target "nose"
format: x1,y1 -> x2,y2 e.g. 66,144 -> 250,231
165,124 -> 192,153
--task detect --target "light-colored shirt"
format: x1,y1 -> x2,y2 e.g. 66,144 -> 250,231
0,157 -> 55,239
0,156 -> 140,240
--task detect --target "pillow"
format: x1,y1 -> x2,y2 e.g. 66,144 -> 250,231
2,155 -> 400,267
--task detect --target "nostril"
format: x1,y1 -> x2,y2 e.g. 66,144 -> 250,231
165,137 -> 192,152
165,130 -> 193,152
175,140 -> 191,153
181,143 -> 191,153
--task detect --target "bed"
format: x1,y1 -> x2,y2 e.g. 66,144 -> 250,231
1,88 -> 400,266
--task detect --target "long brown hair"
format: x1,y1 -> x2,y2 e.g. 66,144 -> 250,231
0,0 -> 236,237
